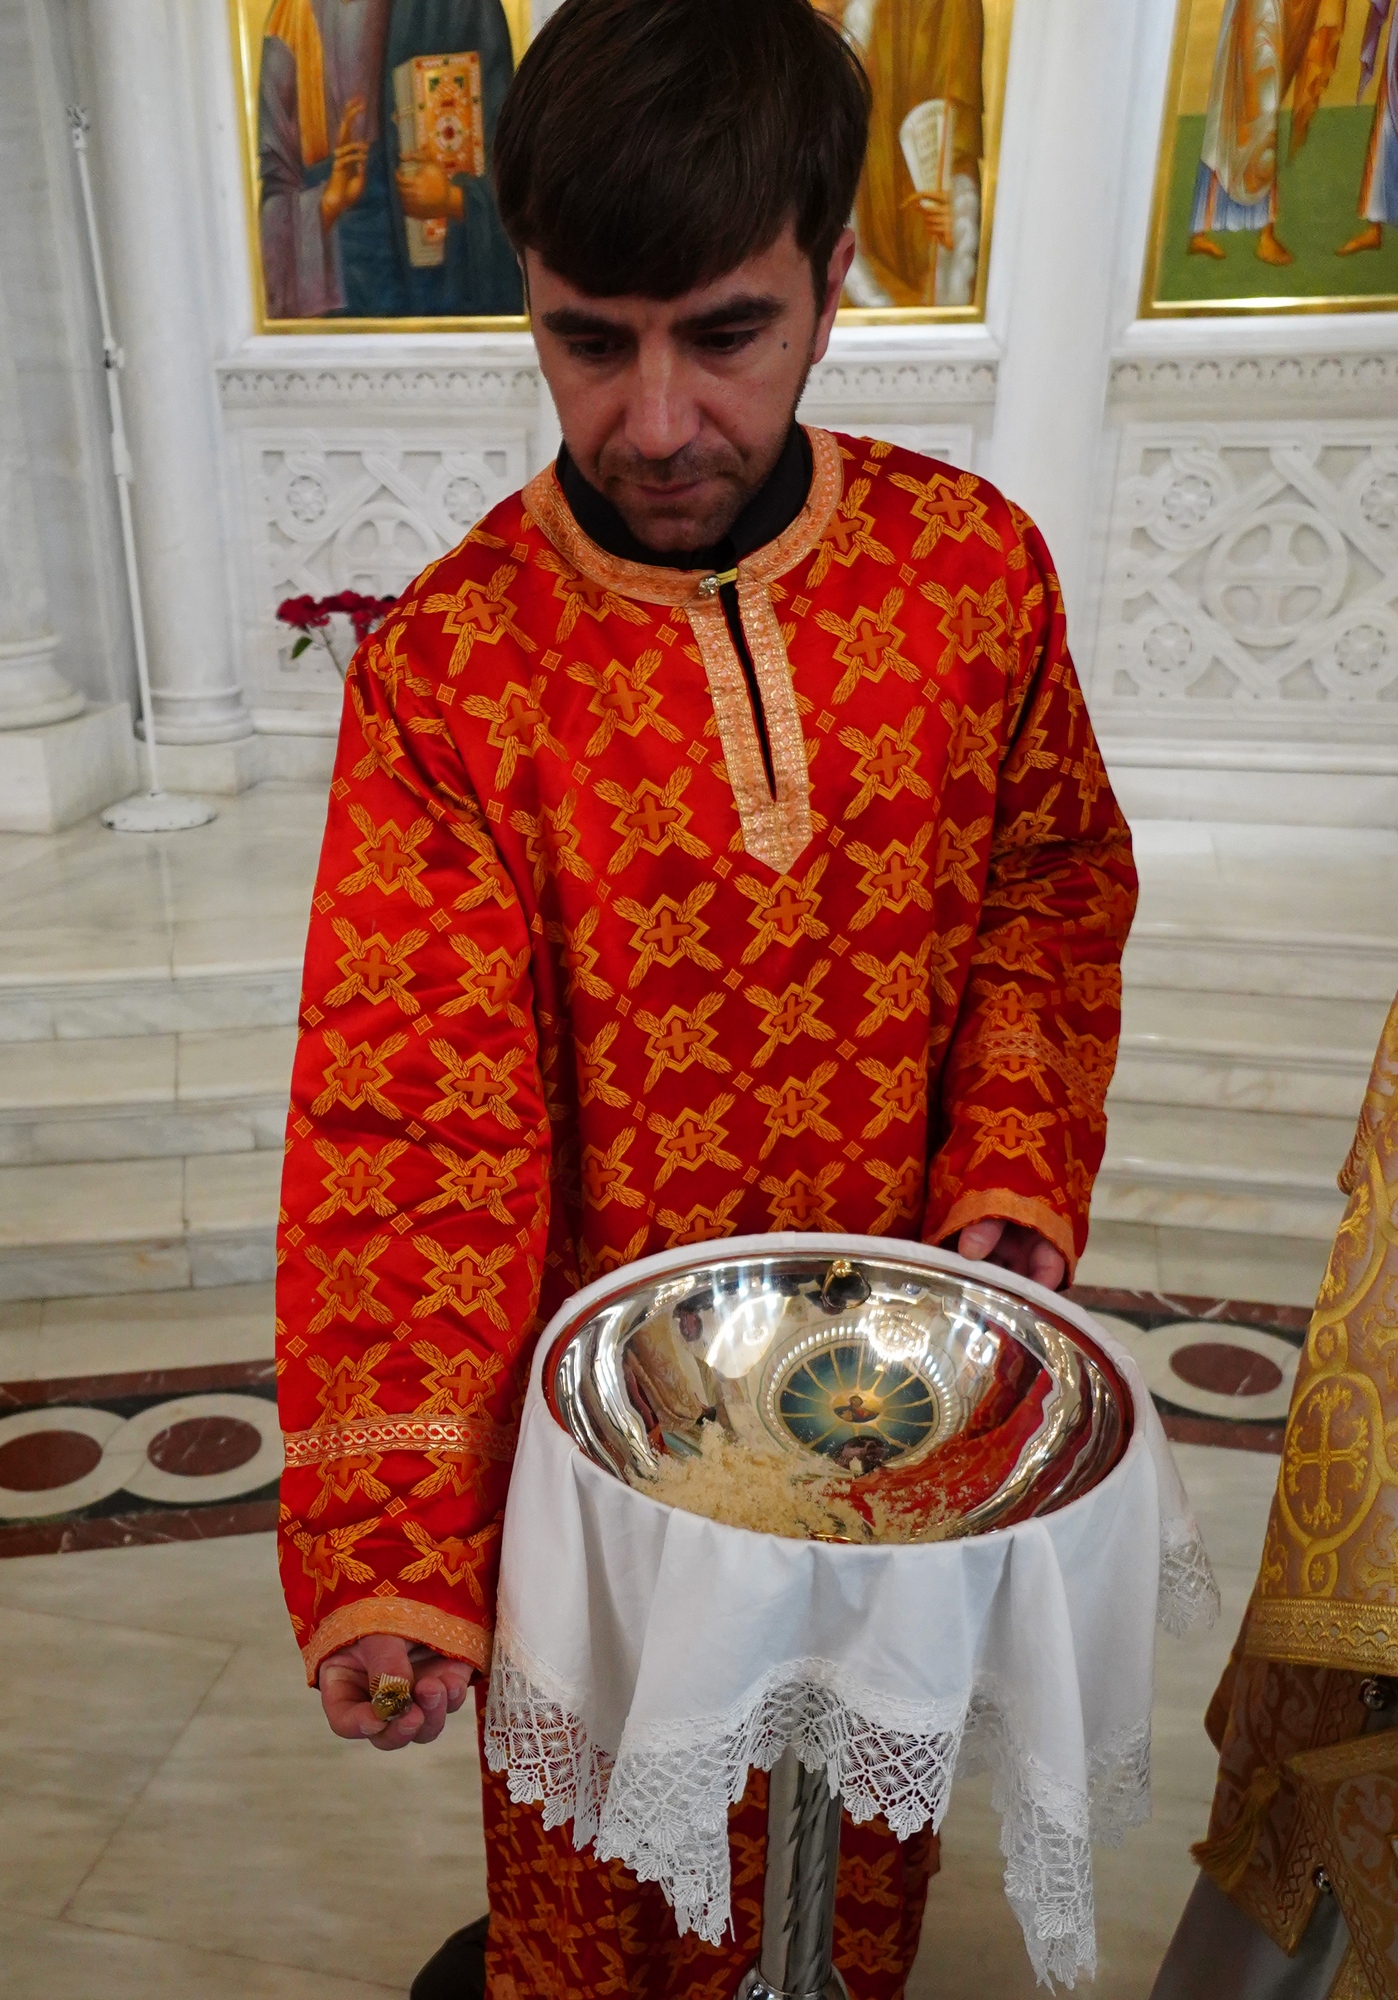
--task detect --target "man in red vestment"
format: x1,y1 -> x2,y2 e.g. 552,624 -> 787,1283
275,0 -> 1137,1992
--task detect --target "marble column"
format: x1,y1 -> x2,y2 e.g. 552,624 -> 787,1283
983,0 -> 1142,634
0,258 -> 79,731
84,0 -> 251,744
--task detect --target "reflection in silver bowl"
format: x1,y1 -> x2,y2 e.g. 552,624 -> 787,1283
545,1243 -> 1132,1543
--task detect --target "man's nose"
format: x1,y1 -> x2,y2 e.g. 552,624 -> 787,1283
622,342 -> 702,464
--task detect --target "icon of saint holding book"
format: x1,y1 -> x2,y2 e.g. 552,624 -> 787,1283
830,0 -> 985,308
258,0 -> 524,319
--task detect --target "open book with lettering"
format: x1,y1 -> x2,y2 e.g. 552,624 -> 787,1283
899,98 -> 954,200
393,53 -> 485,268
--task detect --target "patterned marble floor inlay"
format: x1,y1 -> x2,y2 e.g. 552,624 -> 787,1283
0,1359 -> 279,1557
0,1292 -> 1303,1558
1070,1287 -> 1307,1454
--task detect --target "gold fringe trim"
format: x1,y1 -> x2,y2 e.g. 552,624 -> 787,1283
1191,1766 -> 1282,1893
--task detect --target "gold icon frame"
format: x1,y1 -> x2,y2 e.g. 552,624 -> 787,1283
1141,0 -> 1398,318
230,0 -> 1016,333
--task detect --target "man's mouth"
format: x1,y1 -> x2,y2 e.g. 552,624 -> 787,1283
629,477 -> 709,506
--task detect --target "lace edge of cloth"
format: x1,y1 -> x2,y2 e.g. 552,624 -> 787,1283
483,1641 -> 1152,1988
956,1681 -> 1154,1989
1158,1519 -> 1221,1638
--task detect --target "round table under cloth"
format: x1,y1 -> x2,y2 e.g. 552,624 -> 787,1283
484,1237 -> 1220,1989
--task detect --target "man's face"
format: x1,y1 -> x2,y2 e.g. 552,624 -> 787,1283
527,224 -> 855,553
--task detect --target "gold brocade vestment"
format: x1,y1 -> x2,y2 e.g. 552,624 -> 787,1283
1194,996 -> 1398,1952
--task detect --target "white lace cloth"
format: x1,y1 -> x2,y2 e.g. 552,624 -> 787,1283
484,1239 -> 1218,1989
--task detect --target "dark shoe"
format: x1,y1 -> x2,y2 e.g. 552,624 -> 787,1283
410,1915 -> 488,2000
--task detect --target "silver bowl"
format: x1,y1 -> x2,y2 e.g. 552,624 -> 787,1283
542,1238 -> 1133,1999
545,1239 -> 1131,1543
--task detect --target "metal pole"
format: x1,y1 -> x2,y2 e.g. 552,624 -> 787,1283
735,1748 -> 849,2000
66,107 -> 214,833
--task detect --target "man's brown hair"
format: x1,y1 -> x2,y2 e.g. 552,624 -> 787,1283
493,0 -> 870,307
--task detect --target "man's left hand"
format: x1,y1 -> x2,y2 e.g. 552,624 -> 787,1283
956,1218 -> 1066,1291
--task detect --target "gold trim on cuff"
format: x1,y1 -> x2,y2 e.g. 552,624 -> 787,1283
928,1188 -> 1078,1280
283,1414 -> 517,1469
301,1596 -> 492,1686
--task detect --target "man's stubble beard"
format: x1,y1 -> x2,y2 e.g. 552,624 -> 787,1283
595,350 -> 815,554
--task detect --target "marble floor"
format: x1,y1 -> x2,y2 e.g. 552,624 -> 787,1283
0,782 -> 326,993
0,1279 -> 1288,1999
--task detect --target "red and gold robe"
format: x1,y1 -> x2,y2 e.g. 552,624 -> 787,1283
276,426 -> 1136,1995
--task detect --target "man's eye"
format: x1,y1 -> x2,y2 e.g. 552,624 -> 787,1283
567,338 -> 624,362
695,329 -> 761,354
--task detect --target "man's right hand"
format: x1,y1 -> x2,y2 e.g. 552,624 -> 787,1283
320,98 -> 370,232
318,1631 -> 476,1751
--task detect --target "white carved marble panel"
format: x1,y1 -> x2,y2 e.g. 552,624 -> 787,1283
1092,421 -> 1398,735
224,424 -> 528,714
1110,349 -> 1398,417
802,353 -> 997,415
798,348 -> 993,472
215,344 -> 995,729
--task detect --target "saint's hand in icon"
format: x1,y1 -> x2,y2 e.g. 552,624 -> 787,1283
320,97 -> 370,233
910,188 -> 955,250
396,156 -> 466,222
257,0 -> 523,319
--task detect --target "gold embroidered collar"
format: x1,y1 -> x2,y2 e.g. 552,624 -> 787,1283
522,428 -> 842,875
521,426 -> 843,606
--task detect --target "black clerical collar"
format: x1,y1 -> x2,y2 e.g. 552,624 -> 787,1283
555,425 -> 813,572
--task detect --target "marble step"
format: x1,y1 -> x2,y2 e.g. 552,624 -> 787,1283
1112,988 -> 1384,1121
1084,1095 -> 1350,1306
0,998 -> 1373,1164
1076,1216 -> 1332,1311
0,1025 -> 296,1166
1123,921 -> 1398,1003
0,781 -> 320,1041
0,1091 -> 1353,1303
1097,1099 -> 1352,1242
0,1150 -> 281,1302
1125,822 -> 1398,1002
0,960 -> 302,1043
5,923 -> 1384,1037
